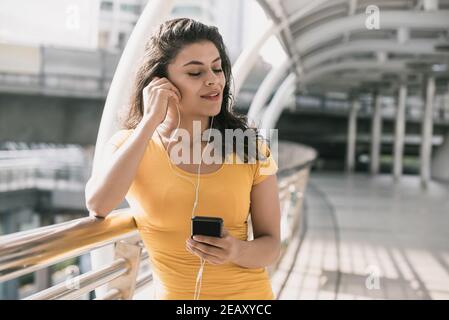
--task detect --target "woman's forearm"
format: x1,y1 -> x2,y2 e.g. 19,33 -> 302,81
232,235 -> 281,269
85,115 -> 159,217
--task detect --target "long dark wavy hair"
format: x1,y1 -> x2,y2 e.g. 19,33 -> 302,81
119,18 -> 267,162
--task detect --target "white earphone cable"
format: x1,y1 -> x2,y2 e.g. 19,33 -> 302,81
156,99 -> 214,300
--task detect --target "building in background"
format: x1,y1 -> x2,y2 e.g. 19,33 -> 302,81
98,0 -> 145,50
97,0 -> 246,60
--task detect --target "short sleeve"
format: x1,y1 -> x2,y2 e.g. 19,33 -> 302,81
107,129 -> 133,149
252,141 -> 278,186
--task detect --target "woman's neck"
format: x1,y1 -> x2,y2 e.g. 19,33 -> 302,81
157,112 -> 211,146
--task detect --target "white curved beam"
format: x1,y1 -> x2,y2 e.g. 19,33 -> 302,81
303,60 -> 406,84
287,0 -> 335,27
90,0 -> 175,299
307,72 -> 409,89
232,0 -> 331,96
92,0 -> 175,175
261,73 -> 296,129
302,39 -> 448,71
247,58 -> 292,126
235,3 -> 449,101
238,4 -> 449,97
232,21 -> 277,97
295,10 -> 449,54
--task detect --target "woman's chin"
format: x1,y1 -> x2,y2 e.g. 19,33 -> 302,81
201,105 -> 221,117
212,104 -> 222,115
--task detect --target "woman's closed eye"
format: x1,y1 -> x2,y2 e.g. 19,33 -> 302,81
188,69 -> 223,77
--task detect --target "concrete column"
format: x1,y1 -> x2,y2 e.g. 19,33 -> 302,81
370,93 -> 382,175
346,99 -> 359,172
446,82 -> 449,120
420,77 -> 435,188
393,85 -> 407,181
431,131 -> 449,182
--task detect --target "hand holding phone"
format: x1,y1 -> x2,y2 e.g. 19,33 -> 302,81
187,219 -> 240,266
142,77 -> 182,125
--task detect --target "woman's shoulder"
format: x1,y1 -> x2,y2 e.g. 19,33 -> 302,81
251,138 -> 278,185
107,128 -> 160,151
107,128 -> 135,149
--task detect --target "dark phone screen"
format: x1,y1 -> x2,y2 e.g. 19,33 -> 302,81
191,216 -> 223,238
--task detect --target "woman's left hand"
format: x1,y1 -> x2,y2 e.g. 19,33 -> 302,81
186,228 -> 240,265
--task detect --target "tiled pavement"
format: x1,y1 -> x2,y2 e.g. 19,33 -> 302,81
273,172 -> 449,300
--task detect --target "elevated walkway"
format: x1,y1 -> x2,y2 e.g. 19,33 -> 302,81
274,173 -> 449,299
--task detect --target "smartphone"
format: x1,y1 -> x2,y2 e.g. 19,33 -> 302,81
191,216 -> 223,238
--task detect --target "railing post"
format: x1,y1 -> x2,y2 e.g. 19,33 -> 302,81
105,235 -> 142,300
0,211 -> 19,299
35,212 -> 54,293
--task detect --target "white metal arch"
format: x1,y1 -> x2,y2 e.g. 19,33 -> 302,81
294,10 -> 449,55
303,60 -> 406,84
261,72 -> 296,130
232,0 -> 331,97
237,2 -> 448,133
232,21 -> 278,97
247,58 -> 292,127
302,39 -> 449,71
252,0 -> 449,187
90,0 -> 175,298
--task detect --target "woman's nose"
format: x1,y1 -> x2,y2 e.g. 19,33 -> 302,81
205,70 -> 219,85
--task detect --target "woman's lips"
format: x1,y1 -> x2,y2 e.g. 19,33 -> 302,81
201,93 -> 221,101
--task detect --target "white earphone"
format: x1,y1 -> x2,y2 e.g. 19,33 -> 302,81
156,99 -> 214,300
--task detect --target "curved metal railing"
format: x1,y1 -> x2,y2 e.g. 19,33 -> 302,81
0,143 -> 317,300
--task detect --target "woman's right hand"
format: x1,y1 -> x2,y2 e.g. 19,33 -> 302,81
142,77 -> 182,125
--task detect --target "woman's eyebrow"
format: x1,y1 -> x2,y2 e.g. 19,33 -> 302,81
183,56 -> 221,67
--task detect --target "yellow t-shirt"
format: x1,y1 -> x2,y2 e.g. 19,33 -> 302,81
107,128 -> 278,300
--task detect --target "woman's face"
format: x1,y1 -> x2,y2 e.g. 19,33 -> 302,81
166,40 -> 226,118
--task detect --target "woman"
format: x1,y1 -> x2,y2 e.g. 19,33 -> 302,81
85,18 -> 281,300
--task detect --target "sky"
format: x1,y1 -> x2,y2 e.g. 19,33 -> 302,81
0,0 -> 99,49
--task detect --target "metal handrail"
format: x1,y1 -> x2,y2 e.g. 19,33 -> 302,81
100,271 -> 153,300
0,149 -> 317,300
25,258 -> 128,300
0,210 -> 137,284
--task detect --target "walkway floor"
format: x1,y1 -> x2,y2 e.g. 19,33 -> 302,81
274,172 -> 449,300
